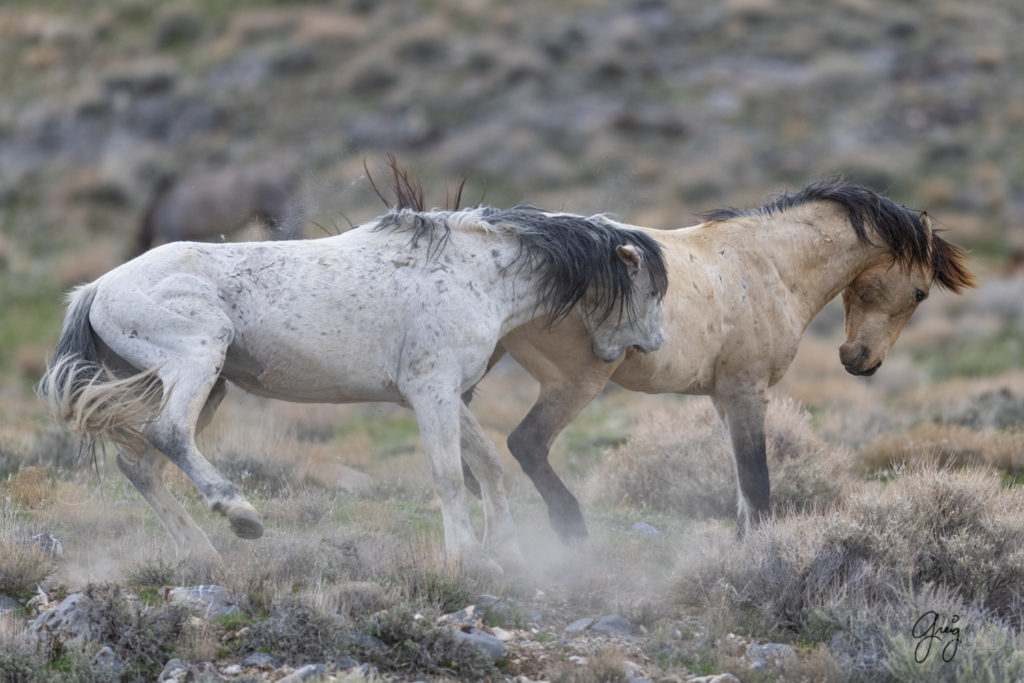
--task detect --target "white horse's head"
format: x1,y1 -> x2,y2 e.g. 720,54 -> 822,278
584,244 -> 666,362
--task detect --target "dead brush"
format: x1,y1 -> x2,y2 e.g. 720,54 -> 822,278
0,539 -> 51,601
673,465 -> 1024,680
6,466 -> 55,509
359,606 -> 500,681
586,396 -> 854,519
237,597 -> 349,666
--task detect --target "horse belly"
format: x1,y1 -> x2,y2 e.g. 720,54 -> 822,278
222,337 -> 402,404
612,351 -> 713,395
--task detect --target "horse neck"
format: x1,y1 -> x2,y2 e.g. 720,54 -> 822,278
482,238 -> 571,337
727,203 -> 890,326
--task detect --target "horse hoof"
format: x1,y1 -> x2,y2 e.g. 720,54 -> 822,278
555,523 -> 589,547
229,510 -> 264,539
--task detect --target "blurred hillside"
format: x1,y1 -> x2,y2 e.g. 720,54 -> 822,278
1,0 -> 1022,386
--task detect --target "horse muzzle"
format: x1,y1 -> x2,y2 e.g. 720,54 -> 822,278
638,330 -> 666,353
593,343 -> 625,363
839,343 -> 882,376
844,361 -> 882,376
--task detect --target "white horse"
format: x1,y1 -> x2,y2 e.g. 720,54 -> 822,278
40,204 -> 668,568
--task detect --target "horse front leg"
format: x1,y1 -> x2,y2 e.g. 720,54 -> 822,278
507,378 -> 607,545
712,391 -> 770,535
407,388 -> 478,567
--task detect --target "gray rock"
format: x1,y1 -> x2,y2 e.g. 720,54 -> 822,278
354,663 -> 377,677
344,632 -> 388,654
92,646 -> 121,675
688,675 -> 741,683
746,642 -> 797,670
0,594 -> 22,614
157,658 -> 188,682
278,663 -> 326,682
334,654 -> 359,670
439,604 -> 484,628
592,614 -> 632,636
629,521 -> 662,536
565,617 -> 595,632
476,594 -> 517,622
241,652 -> 280,669
163,585 -> 242,619
26,593 -> 102,653
453,627 -> 507,661
157,660 -> 224,682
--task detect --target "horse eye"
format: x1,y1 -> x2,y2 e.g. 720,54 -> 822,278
914,288 -> 927,302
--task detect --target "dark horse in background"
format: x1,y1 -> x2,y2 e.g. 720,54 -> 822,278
134,164 -> 303,256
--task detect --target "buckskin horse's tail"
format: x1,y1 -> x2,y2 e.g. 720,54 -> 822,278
38,282 -> 165,455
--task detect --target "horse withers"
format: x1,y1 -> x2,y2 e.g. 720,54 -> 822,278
40,201 -> 667,569
471,177 -> 975,541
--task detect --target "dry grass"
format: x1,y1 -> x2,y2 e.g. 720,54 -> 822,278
0,540 -> 51,601
673,465 -> 1024,681
585,396 -> 855,519
857,422 -> 1024,474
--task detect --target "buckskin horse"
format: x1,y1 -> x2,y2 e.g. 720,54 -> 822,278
471,177 -> 975,541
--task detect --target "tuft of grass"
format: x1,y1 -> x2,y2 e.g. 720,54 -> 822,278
7,466 -> 55,510
124,560 -> 178,590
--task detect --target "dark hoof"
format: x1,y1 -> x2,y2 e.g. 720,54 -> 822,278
553,518 -> 589,546
229,510 -> 264,539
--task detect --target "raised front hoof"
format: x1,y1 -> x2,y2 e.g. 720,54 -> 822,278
229,510 -> 264,539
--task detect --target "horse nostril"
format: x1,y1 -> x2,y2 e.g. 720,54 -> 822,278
840,343 -> 866,367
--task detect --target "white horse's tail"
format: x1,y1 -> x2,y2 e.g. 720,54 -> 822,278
38,283 -> 165,455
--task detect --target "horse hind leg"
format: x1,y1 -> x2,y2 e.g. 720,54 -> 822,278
146,363 -> 263,541
459,404 -> 522,568
116,446 -> 219,561
116,377 -> 232,560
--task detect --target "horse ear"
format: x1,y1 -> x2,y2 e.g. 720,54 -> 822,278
616,244 -> 642,276
919,211 -> 932,232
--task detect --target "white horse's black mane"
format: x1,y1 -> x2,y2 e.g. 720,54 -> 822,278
375,205 -> 668,326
